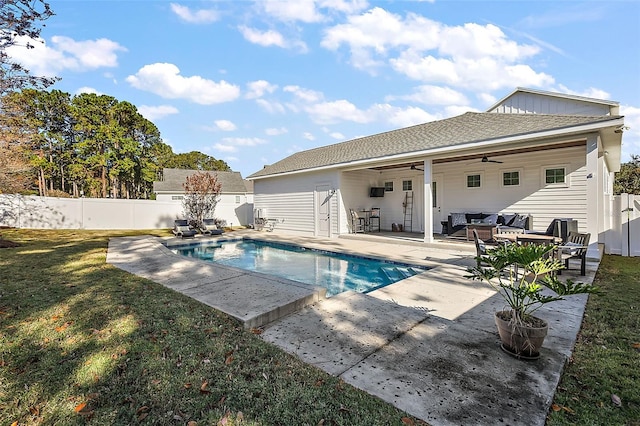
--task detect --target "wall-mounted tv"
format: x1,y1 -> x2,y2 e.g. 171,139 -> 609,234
369,187 -> 385,197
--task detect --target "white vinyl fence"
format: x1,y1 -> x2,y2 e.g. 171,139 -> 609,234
0,195 -> 253,230
605,193 -> 640,257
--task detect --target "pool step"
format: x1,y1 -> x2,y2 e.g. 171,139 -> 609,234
380,266 -> 415,282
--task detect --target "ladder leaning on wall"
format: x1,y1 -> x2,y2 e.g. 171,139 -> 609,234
403,191 -> 414,232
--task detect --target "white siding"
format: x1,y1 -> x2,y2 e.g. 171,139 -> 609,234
253,171 -> 339,236
490,92 -> 611,116
435,145 -> 589,232
340,168 -> 425,232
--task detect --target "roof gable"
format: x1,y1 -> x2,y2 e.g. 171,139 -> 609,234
487,87 -> 619,116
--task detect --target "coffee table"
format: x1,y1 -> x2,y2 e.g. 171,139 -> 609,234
466,223 -> 498,242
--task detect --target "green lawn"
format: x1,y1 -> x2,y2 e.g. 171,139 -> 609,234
2,230 -> 638,425
0,229 -> 423,426
547,254 -> 640,425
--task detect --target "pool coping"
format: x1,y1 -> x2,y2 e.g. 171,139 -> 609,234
107,234 -> 328,329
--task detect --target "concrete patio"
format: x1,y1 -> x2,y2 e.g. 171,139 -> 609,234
106,230 -> 599,426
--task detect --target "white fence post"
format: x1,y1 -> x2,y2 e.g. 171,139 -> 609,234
628,194 -> 640,257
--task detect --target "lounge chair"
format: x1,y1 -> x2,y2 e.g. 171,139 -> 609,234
173,219 -> 197,238
200,218 -> 223,236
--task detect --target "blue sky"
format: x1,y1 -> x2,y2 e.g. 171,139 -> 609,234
9,0 -> 640,178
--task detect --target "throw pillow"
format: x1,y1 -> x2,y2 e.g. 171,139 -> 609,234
502,213 -> 517,226
511,214 -> 528,229
451,212 -> 467,227
482,214 -> 498,225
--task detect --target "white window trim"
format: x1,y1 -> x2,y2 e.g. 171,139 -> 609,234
402,179 -> 413,191
465,171 -> 483,189
541,164 -> 569,188
384,181 -> 394,192
501,168 -> 523,188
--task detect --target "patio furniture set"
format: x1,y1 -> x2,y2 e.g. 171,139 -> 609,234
349,208 -> 381,233
472,217 -> 590,276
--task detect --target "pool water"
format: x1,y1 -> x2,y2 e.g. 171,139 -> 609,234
170,239 -> 427,297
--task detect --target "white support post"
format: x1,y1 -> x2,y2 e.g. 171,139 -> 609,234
423,159 -> 434,243
585,134 -> 599,259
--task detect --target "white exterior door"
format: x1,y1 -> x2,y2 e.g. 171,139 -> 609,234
315,185 -> 331,237
432,173 -> 443,233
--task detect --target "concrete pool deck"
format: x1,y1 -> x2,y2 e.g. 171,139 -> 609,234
106,230 -> 599,426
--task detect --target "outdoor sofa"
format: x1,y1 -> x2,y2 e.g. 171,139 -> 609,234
445,212 -> 531,238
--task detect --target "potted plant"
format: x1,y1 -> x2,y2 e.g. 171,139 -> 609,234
467,243 -> 599,360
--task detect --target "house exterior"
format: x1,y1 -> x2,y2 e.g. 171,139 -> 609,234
247,88 -> 625,259
153,168 -> 254,227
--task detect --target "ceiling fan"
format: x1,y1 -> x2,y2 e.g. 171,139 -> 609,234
410,164 -> 424,171
481,155 -> 503,164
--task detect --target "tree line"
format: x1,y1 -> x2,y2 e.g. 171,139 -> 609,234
1,89 -> 229,198
1,1 -> 228,199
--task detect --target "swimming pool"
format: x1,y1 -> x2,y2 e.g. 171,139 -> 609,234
169,239 -> 427,297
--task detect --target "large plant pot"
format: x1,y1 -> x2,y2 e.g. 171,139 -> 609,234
494,311 -> 548,360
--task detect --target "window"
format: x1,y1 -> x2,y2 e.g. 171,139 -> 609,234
402,180 -> 412,191
171,195 -> 183,200
503,171 -> 520,186
384,181 -> 394,192
466,174 -> 481,188
235,195 -> 241,204
545,168 -> 565,184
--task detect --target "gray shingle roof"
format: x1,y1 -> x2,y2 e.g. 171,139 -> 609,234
153,168 -> 251,193
248,112 -> 621,179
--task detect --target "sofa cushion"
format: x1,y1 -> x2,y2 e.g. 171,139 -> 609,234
511,214 -> 528,229
466,213 -> 484,223
482,214 -> 498,225
451,212 -> 467,227
502,213 -> 517,226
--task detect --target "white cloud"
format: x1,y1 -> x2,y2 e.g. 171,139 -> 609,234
321,7 -> 553,91
246,80 -> 278,99
220,137 -> 267,146
214,120 -> 237,131
5,35 -> 126,76
304,99 -> 370,124
138,105 -> 179,121
170,3 -> 219,24
303,132 -> 316,141
76,86 -> 101,95
126,63 -> 240,105
329,132 -> 345,139
256,98 -> 286,114
388,85 -> 469,106
318,0 -> 370,14
556,84 -> 611,101
266,127 -> 288,136
259,0 -> 324,23
225,156 -> 239,162
284,85 -> 324,103
214,143 -> 237,153
239,26 -> 308,52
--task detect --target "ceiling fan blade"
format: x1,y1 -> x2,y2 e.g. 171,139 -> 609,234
410,164 -> 424,171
